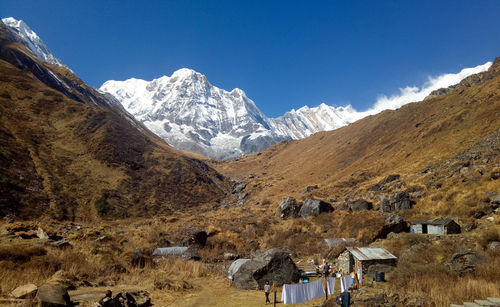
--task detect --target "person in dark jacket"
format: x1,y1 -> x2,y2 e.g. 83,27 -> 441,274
337,287 -> 353,307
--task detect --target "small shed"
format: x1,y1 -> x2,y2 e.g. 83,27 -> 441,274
411,218 -> 461,234
319,238 -> 358,249
338,247 -> 397,274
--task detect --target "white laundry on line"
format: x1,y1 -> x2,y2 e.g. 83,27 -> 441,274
326,277 -> 335,295
281,279 -> 325,304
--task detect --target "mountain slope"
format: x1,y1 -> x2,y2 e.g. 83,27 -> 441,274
0,20 -> 229,220
214,57 -> 500,219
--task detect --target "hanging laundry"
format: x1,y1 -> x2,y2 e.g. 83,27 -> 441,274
304,279 -> 325,301
281,283 -> 306,304
326,277 -> 335,295
340,276 -> 351,292
358,268 -> 363,284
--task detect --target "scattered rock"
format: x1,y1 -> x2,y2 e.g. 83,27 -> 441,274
277,197 -> 301,219
37,227 -> 49,240
176,226 -> 207,247
231,182 -> 247,194
491,172 -> 500,180
51,239 -> 70,248
95,235 -> 109,242
462,223 -> 476,232
302,185 -> 318,194
223,252 -> 239,260
369,174 -> 401,191
157,238 -> 170,247
35,283 -> 71,307
299,199 -> 333,218
376,213 -> 409,239
181,246 -> 201,261
380,191 -> 413,212
232,248 -> 300,290
337,203 -> 349,211
349,199 -> 373,211
11,283 -> 37,299
445,249 -> 484,275
490,193 -> 500,209
488,241 -> 500,251
487,216 -> 495,222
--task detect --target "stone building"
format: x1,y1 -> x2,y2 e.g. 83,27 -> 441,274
337,247 -> 397,276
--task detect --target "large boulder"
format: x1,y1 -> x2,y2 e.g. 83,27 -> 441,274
232,249 -> 300,290
277,197 -> 301,219
376,213 -> 410,239
445,250 -> 484,275
349,199 -> 373,211
380,191 -> 413,212
299,199 -> 333,218
175,226 -> 207,247
35,283 -> 71,307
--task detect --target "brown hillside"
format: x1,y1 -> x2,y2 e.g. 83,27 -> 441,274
214,58 -> 500,218
0,23 -> 230,220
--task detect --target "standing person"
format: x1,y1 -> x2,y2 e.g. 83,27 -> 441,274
336,287 -> 353,307
264,281 -> 271,304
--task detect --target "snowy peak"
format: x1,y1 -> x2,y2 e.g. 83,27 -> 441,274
100,69 -> 281,159
2,17 -> 63,66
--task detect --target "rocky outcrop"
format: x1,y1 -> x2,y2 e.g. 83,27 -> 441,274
35,283 -> 71,307
349,199 -> 373,211
278,197 -> 301,219
379,191 -> 413,212
175,226 -> 207,247
232,249 -> 300,290
299,199 -> 333,218
445,250 -> 484,275
376,213 -> 410,239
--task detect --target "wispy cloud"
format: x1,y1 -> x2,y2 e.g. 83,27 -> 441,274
350,61 -> 492,121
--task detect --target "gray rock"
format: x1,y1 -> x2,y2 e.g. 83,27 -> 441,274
445,250 -> 484,275
223,252 -> 239,260
37,227 -> 49,240
11,283 -> 37,299
35,283 -> 71,307
277,197 -> 301,219
337,203 -> 349,211
51,239 -> 70,248
490,193 -> 500,209
376,213 -> 410,239
302,185 -> 318,194
232,249 -> 300,290
349,199 -> 373,211
380,191 -> 413,212
487,241 -> 500,251
491,172 -> 500,180
181,246 -> 200,261
299,199 -> 333,218
176,226 -> 207,247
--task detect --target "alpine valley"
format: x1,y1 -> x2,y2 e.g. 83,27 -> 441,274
1,15 -> 500,307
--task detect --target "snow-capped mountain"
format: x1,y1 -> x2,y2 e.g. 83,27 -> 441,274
100,69 -> 291,159
101,70 -> 358,159
2,17 -> 63,66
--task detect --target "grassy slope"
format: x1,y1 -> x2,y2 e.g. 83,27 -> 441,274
0,29 -> 230,220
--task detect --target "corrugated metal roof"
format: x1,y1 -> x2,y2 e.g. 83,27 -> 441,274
152,247 -> 188,257
430,218 -> 454,225
347,247 -> 397,261
322,238 -> 357,247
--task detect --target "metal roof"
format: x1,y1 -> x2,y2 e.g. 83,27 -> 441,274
322,238 -> 357,247
347,247 -> 397,261
430,218 -> 455,226
152,247 -> 188,257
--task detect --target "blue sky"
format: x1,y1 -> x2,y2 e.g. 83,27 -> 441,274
2,0 -> 499,117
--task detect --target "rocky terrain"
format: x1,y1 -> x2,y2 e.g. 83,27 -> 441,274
0,17 -> 499,307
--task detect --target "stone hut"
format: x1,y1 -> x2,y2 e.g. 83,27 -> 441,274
411,218 -> 461,234
337,247 -> 397,275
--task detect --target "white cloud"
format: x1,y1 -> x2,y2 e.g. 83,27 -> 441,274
348,61 -> 493,121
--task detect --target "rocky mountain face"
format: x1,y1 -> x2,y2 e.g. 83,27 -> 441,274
0,19 -> 230,220
101,73 -> 361,159
2,17 -> 63,66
